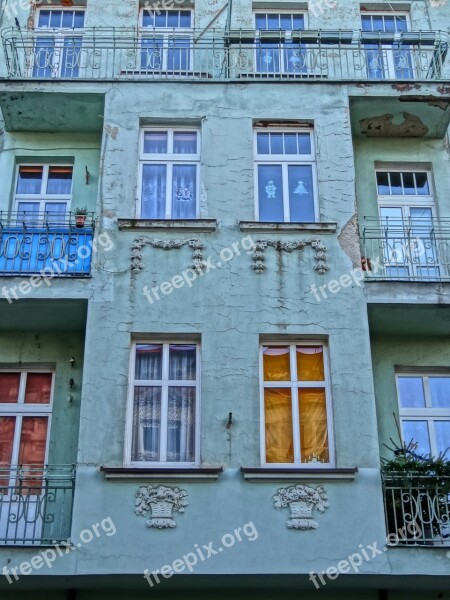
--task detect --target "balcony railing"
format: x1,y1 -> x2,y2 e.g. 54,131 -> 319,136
382,472 -> 450,546
360,217 -> 450,282
1,27 -> 448,81
0,211 -> 95,277
0,465 -> 75,546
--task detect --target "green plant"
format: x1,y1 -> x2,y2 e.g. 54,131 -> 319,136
74,206 -> 88,215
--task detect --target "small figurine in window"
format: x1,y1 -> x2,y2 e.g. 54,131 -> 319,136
265,180 -> 277,199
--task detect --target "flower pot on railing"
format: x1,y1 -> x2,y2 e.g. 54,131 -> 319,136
74,207 -> 88,228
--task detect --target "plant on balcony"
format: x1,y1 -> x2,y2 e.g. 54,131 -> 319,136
74,207 -> 88,228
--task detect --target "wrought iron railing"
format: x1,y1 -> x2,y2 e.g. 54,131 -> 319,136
1,27 -> 448,81
0,465 -> 75,546
0,211 -> 95,277
382,472 -> 450,546
360,217 -> 450,282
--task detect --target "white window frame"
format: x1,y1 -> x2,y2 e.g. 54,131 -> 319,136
396,371 -> 450,457
138,127 -> 201,219
139,8 -> 194,72
254,10 -> 308,74
254,127 -> 318,222
33,7 -> 86,78
125,341 -> 201,467
259,341 -> 334,468
0,370 -> 54,486
360,11 -> 413,79
14,163 -> 73,217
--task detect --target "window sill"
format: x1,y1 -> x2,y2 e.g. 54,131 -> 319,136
240,467 -> 358,482
239,221 -> 337,233
117,219 -> 218,232
100,466 -> 223,482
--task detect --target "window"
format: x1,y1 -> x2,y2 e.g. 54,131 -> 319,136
255,128 -> 317,222
14,165 -> 73,225
397,372 -> 450,457
255,12 -> 306,74
33,8 -> 85,78
139,128 -> 200,219
140,9 -> 193,72
375,168 -> 441,279
260,343 -> 333,466
361,13 -> 414,79
127,343 -> 200,465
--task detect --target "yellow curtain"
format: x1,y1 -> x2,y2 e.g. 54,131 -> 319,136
298,389 -> 329,463
264,388 -> 293,463
297,346 -> 324,381
263,346 -> 290,381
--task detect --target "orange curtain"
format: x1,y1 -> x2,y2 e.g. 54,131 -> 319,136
297,347 -> 324,381
0,373 -> 20,403
264,388 -> 293,463
24,373 -> 52,405
263,346 -> 290,381
18,417 -> 48,492
0,417 -> 15,488
298,389 -> 329,463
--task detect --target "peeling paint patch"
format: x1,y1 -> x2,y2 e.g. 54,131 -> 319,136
338,214 -> 361,269
437,85 -> 450,95
391,83 -> 421,92
105,124 -> 119,139
360,112 -> 428,138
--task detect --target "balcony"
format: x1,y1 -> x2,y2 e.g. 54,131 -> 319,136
0,212 -> 95,277
360,217 -> 450,282
382,472 -> 450,546
0,465 -> 75,546
1,27 -> 448,82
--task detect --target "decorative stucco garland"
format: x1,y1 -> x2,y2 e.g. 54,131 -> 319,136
131,237 -> 205,274
251,239 -> 330,274
273,484 -> 329,530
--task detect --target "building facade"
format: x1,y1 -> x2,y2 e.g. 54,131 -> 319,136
0,0 -> 449,598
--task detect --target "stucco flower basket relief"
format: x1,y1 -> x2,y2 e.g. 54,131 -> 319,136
135,485 -> 188,529
273,484 -> 329,530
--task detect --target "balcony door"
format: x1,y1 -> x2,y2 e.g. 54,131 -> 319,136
0,372 -> 53,545
255,12 -> 307,75
376,169 -> 443,280
32,9 -> 85,78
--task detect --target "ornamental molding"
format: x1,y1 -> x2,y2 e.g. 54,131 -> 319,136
273,484 -> 329,530
135,484 -> 188,529
251,239 -> 330,274
131,237 -> 205,274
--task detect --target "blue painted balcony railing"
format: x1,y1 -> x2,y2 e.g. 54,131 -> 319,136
0,464 -> 75,546
0,212 -> 95,277
1,27 -> 448,81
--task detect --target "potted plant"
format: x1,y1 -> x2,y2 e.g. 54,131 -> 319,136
74,207 -> 88,228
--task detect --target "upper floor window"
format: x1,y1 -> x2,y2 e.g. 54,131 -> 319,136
397,372 -> 450,457
140,10 -> 193,72
127,343 -> 200,466
33,8 -> 85,78
360,12 -> 414,79
255,12 -> 306,74
261,342 -> 333,466
255,128 -> 317,222
139,128 -> 200,219
14,164 -> 73,225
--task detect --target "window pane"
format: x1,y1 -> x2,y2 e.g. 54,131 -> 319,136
18,417 -> 48,467
62,11 -> 74,28
38,10 -> 50,27
292,14 -> 305,29
172,164 -> 196,219
429,377 -> 450,408
167,38 -> 190,70
0,373 -> 20,403
49,11 -> 62,28
377,172 -> 390,195
284,133 -> 297,154
402,420 -> 430,455
173,132 -> 197,154
255,14 -> 266,29
169,345 -> 196,380
140,38 -> 164,70
280,15 -> 292,30
264,388 -> 293,463
299,389 -> 329,463
267,14 -> 279,29
73,11 -> 85,28
142,10 -> 155,27
361,16 -> 372,32
263,346 -> 290,381
135,345 -> 163,380
180,11 -> 192,27
415,173 -> 430,196
17,202 -> 40,226
390,172 -> 402,195
402,172 -> 415,195
17,166 -> 43,195
167,387 -> 196,462
0,417 -> 15,466
24,373 -> 52,405
395,16 -> 408,32
258,165 -> 284,221
257,133 -> 270,154
384,16 -> 396,33
297,133 -> 312,155
155,11 -> 167,27
167,11 -> 179,27
270,133 -> 283,154
288,165 -> 315,221
397,377 -> 425,408
297,346 -> 324,381
132,387 -> 161,462
141,164 -> 167,218
46,166 -> 73,195
44,202 -> 67,224
435,421 -> 450,455
143,132 -> 168,154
